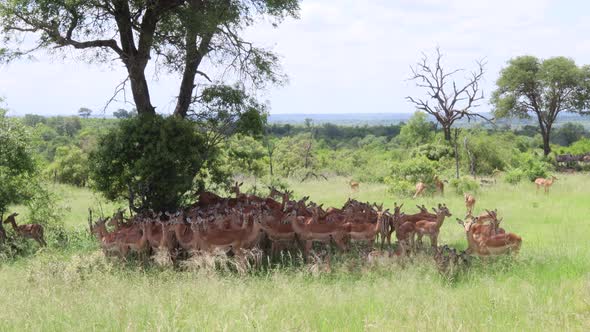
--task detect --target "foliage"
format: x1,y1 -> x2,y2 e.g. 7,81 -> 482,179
386,156 -> 438,196
504,168 -> 526,184
551,122 -> 589,146
190,85 -> 268,147
112,108 -> 136,119
226,135 -> 266,178
492,55 -> 590,155
0,108 -> 36,216
555,138 -> 590,155
0,0 -> 300,116
448,177 -> 479,195
46,146 -> 89,187
89,115 -> 207,212
397,111 -> 435,147
411,143 -> 453,161
507,153 -> 553,182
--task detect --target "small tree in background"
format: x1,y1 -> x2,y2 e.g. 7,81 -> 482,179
113,108 -> 136,119
397,111 -> 435,147
492,56 -> 590,156
78,107 -> 92,119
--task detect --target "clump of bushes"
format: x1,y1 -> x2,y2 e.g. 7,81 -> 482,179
448,177 -> 479,195
504,168 -> 526,184
386,156 -> 438,196
505,153 -> 553,184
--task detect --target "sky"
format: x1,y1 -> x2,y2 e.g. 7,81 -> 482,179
2,0 -> 590,116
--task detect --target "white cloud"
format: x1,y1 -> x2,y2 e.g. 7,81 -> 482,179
1,0 -> 590,115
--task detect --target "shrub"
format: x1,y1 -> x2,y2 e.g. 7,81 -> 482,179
504,168 -> 525,184
448,177 -> 479,195
89,115 -> 207,212
386,157 -> 437,196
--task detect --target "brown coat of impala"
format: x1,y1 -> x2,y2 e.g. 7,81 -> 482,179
290,215 -> 348,261
534,176 -> 557,193
414,204 -> 452,248
464,193 -> 476,215
457,218 -> 522,256
3,213 -> 46,246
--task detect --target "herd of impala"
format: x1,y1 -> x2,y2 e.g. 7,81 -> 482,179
75,182 -> 523,266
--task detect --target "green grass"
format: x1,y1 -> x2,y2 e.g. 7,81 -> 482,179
1,175 -> 590,331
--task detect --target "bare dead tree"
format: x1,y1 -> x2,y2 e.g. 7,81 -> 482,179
406,48 -> 490,141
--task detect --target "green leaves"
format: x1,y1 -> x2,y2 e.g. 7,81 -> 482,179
89,115 -> 207,212
492,55 -> 590,155
0,109 -> 37,215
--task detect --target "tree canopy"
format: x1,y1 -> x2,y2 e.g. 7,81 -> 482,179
491,55 -> 590,155
0,0 -> 299,117
89,114 -> 207,212
0,105 -> 37,219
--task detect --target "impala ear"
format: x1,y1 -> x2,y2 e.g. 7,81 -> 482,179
431,208 -> 437,213
239,182 -> 243,186
456,218 -> 464,225
399,203 -> 404,209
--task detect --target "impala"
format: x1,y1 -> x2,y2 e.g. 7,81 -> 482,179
413,182 -> 426,198
193,209 -> 264,254
414,204 -> 452,248
3,212 -> 46,246
464,193 -> 476,215
349,180 -> 360,192
534,176 -> 557,193
290,212 -> 348,261
457,217 -> 522,256
344,209 -> 387,250
434,175 -> 445,195
392,212 -> 416,255
89,217 -> 124,257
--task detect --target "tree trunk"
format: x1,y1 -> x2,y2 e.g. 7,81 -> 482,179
542,133 -> 551,156
443,125 -> 452,142
128,65 -> 156,115
173,30 -> 213,118
453,129 -> 460,179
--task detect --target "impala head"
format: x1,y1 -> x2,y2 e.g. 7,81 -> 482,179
456,217 -> 476,232
3,212 -> 18,224
393,202 -> 404,215
432,204 -> 451,217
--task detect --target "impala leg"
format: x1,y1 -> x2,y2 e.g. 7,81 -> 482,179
304,240 -> 312,263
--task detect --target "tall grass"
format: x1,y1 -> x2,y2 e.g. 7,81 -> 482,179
1,175 -> 590,331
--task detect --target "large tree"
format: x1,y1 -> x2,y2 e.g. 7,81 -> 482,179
0,0 -> 299,117
406,48 -> 488,141
492,56 -> 590,156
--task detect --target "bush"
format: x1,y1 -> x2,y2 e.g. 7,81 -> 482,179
504,168 -> 525,184
386,157 -> 437,196
89,115 -> 207,212
448,177 -> 479,195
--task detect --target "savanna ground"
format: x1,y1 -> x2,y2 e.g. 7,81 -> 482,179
1,175 -> 590,331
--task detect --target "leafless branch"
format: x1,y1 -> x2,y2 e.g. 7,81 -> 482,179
406,48 -> 491,138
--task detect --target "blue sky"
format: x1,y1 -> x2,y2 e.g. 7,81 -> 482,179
2,0 -> 590,116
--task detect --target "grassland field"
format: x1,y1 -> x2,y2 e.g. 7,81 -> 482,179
1,175 -> 590,331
